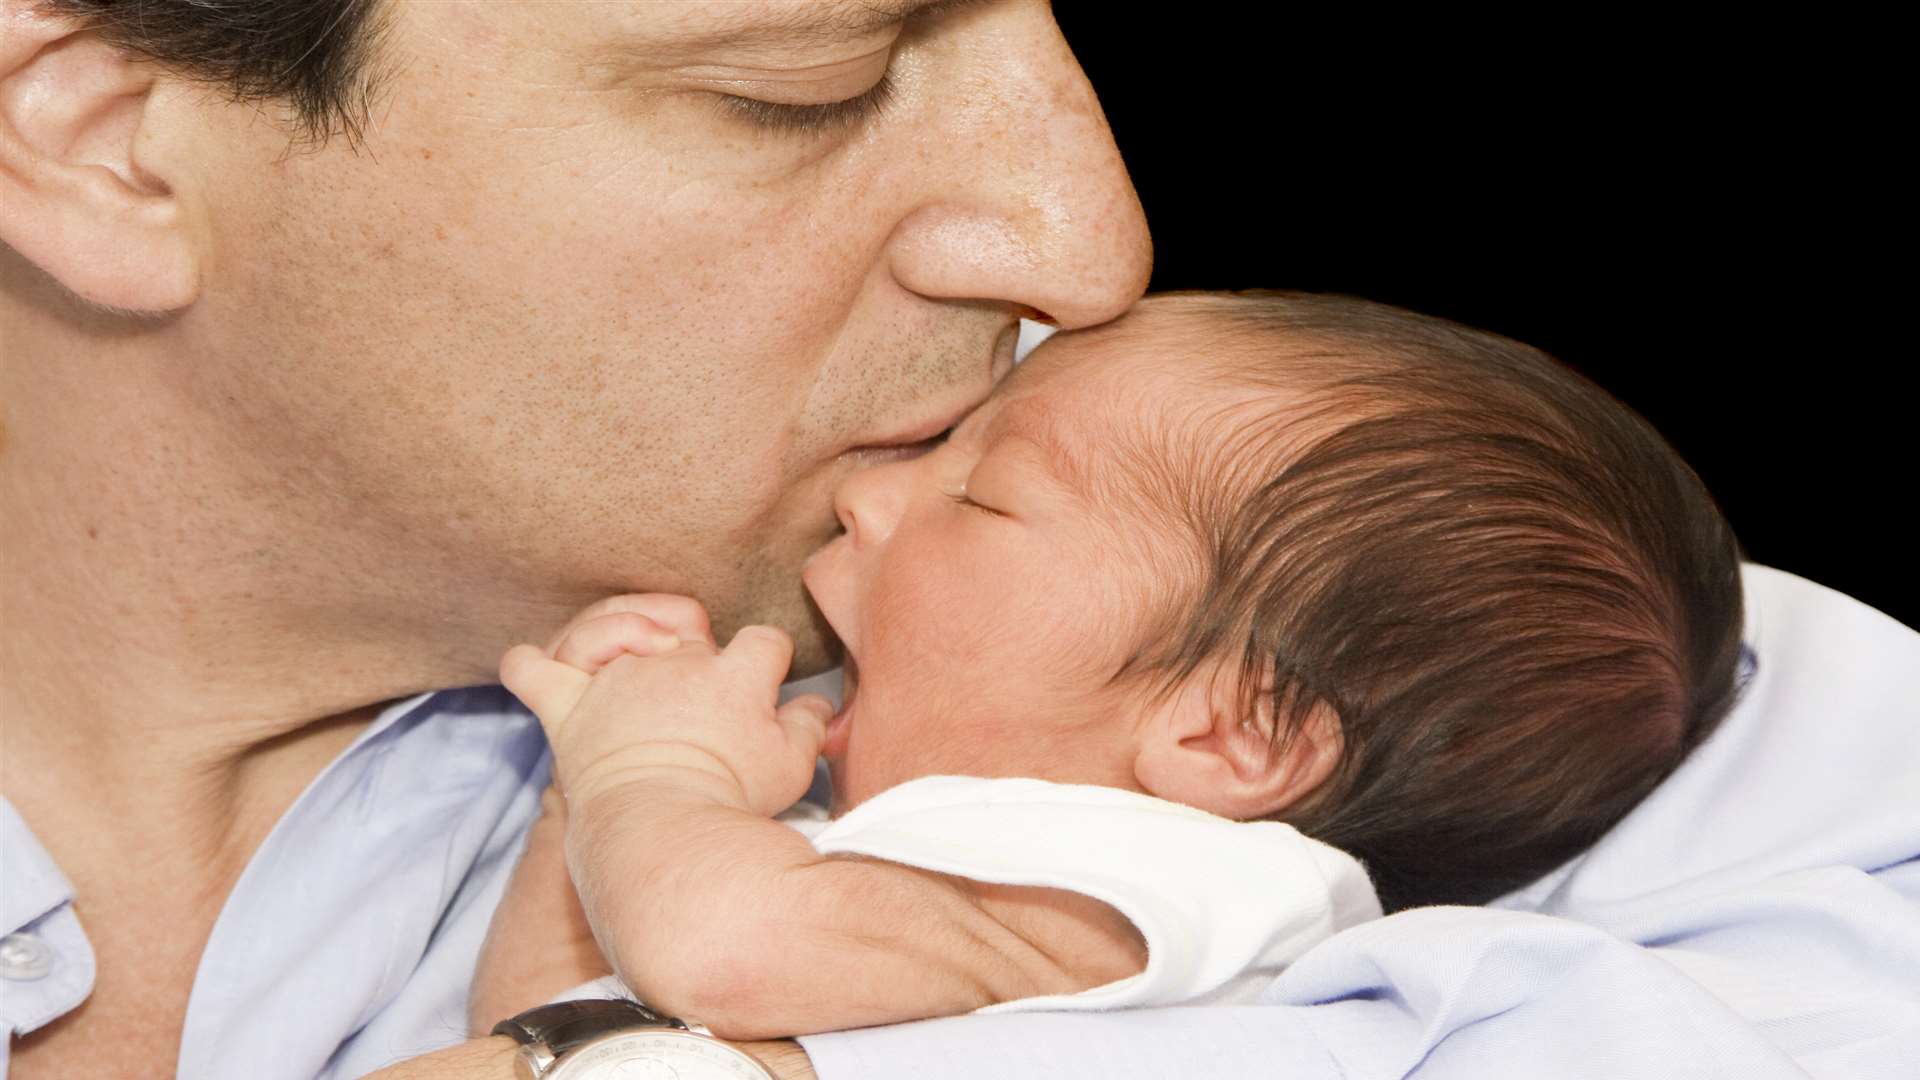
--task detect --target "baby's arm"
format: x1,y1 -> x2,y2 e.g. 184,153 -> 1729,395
468,783 -> 610,1035
472,596 -> 718,1032
499,601 -> 1138,1041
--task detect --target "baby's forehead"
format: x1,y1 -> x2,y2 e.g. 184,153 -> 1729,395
975,347 -> 1180,475
1003,301 -> 1322,435
1003,305 -> 1211,403
990,305 -> 1381,555
975,326 -> 1216,501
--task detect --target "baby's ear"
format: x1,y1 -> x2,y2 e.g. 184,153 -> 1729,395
1132,661 -> 1342,821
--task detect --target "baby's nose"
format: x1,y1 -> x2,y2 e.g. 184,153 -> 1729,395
833,460 -> 912,550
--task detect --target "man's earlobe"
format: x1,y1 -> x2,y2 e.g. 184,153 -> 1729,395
0,5 -> 199,312
1133,665 -> 1344,821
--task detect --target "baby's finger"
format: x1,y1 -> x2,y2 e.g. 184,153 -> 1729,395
775,694 -> 834,759
544,594 -> 716,654
500,644 -> 591,733
552,612 -> 680,673
721,624 -> 796,688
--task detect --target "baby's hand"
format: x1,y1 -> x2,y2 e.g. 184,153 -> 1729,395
500,595 -> 833,816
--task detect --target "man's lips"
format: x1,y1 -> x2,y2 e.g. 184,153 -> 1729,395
841,407 -> 968,466
841,434 -> 945,469
838,323 -> 1017,464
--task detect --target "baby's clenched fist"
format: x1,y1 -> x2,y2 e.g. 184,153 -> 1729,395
501,595 -> 832,816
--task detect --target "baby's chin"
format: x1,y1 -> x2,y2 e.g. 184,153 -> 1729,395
819,679 -> 853,815
824,753 -> 877,818
824,763 -> 849,818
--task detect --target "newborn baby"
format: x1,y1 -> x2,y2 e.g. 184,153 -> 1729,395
480,291 -> 1747,1039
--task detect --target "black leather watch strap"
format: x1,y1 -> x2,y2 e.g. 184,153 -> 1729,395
492,999 -> 685,1058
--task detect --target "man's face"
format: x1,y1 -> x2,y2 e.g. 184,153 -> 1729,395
177,0 -> 1150,673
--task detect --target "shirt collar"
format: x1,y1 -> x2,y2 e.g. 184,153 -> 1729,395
1,797 -> 74,935
0,691 -> 439,936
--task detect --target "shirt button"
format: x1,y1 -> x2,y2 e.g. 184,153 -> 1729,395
0,932 -> 54,980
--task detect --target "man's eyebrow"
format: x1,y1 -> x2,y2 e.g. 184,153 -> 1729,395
650,0 -> 989,51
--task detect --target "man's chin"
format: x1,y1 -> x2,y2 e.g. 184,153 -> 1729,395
773,593 -> 843,678
705,556 -> 842,675
787,627 -> 841,679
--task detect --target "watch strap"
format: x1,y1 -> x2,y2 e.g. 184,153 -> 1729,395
492,999 -> 685,1058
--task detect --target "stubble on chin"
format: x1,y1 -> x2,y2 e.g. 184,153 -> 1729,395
711,550 -> 843,678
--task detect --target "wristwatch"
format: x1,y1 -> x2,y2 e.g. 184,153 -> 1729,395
493,999 -> 776,1079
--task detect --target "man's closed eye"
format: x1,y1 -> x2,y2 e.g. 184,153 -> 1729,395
717,72 -> 898,134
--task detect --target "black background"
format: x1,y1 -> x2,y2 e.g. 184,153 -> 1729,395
1056,11 -> 1912,629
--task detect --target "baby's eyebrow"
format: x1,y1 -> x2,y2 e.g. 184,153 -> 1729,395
994,408 -> 1094,505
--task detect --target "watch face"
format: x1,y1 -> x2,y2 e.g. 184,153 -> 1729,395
545,1030 -> 775,1080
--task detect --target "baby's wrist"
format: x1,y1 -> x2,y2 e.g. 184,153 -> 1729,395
561,743 -> 752,813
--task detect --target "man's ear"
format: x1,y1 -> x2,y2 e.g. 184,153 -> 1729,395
0,4 -> 199,312
1132,660 -> 1343,821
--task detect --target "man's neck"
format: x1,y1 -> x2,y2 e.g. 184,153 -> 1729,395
3,449 -> 438,848
0,545 -> 407,889
0,311 -> 492,874
0,283 -> 556,1080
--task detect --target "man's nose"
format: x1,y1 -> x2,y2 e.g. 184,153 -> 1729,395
887,4 -> 1153,330
833,459 -> 915,550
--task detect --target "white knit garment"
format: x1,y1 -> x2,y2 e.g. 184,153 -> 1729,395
787,776 -> 1381,1012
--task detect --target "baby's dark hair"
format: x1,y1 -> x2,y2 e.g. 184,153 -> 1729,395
1118,291 -> 1745,912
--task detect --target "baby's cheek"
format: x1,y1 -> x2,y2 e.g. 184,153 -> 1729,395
882,553 -> 1003,663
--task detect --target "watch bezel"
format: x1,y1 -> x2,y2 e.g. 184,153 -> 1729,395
540,1027 -> 776,1079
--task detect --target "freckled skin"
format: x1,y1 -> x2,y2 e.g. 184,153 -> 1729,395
5,0 -> 1150,693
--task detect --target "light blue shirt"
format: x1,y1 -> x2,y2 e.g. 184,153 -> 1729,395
3,564 -> 1916,1079
1,691 -> 551,1079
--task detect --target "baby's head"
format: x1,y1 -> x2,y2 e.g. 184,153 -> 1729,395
803,291 -> 1745,911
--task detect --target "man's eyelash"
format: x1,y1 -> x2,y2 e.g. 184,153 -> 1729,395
720,73 -> 897,135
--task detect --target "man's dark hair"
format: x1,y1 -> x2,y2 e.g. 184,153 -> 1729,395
1126,291 -> 1746,912
39,0 -> 390,145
